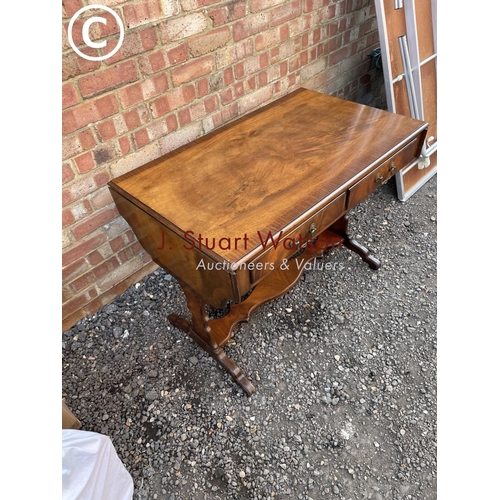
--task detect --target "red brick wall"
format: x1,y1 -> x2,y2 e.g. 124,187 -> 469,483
62,0 -> 386,331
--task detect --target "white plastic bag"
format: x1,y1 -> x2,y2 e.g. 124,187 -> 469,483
62,429 -> 134,500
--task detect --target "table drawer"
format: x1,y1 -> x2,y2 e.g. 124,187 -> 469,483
347,137 -> 420,210
249,192 -> 346,284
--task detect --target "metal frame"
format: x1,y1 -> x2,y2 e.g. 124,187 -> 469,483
374,0 -> 438,201
374,1 -> 397,114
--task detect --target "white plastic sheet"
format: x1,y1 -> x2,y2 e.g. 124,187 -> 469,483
62,429 -> 134,500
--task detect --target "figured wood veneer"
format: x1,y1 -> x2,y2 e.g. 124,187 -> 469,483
109,88 -> 427,395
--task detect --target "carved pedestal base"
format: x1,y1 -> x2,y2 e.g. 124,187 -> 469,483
168,220 -> 378,395
330,216 -> 380,270
168,311 -> 256,396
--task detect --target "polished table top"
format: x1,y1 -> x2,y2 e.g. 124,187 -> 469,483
109,88 -> 427,268
109,88 -> 428,395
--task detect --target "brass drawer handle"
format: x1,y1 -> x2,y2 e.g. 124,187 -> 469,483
389,161 -> 396,172
296,223 -> 318,249
285,223 -> 317,250
375,173 -> 388,185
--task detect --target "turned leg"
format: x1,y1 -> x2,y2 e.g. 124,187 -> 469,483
168,282 -> 255,396
330,215 -> 380,270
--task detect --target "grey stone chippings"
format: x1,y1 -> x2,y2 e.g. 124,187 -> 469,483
62,177 -> 437,499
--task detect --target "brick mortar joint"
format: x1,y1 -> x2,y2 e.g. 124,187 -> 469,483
62,35 -> 362,161
62,13 -> 363,91
63,28 -> 340,98
64,78 -> 372,170
63,234 -> 140,285
63,168 -> 113,209
62,2 -> 339,57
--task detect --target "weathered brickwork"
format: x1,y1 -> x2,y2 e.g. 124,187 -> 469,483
62,0 -> 386,330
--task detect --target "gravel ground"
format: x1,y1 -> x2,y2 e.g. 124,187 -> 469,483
62,175 -> 437,500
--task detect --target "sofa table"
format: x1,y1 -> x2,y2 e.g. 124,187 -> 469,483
108,88 -> 427,396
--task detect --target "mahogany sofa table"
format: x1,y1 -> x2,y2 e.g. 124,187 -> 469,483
108,88 -> 427,396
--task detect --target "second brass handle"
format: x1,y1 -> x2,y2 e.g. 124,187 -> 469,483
376,162 -> 397,184
286,223 -> 318,250
375,173 -> 388,185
